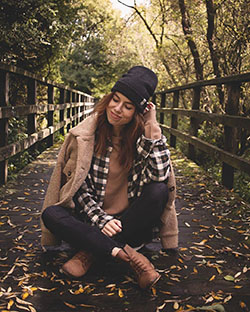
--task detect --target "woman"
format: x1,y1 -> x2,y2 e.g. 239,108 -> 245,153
41,66 -> 178,289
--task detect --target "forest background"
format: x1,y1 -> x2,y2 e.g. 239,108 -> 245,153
0,0 -> 249,200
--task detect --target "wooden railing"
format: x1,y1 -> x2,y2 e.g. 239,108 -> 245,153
154,73 -> 250,189
0,63 -> 94,185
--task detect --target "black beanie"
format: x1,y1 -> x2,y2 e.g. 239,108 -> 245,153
111,66 -> 158,113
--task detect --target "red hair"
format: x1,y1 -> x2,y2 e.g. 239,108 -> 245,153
93,92 -> 144,171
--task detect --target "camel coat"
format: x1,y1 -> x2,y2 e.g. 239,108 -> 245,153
41,114 -> 179,249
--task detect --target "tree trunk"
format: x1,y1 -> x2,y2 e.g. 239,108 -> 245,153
178,0 -> 203,81
205,0 -> 224,106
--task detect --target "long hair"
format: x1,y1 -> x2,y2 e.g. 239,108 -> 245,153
93,92 -> 144,171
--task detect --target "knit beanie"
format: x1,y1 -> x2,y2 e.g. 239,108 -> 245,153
111,66 -> 158,113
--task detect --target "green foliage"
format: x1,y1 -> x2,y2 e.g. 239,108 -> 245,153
59,0 -> 141,98
0,0 -> 78,79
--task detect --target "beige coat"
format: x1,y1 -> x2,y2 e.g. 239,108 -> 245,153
41,114 -> 178,249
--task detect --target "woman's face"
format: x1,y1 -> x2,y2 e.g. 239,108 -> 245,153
106,92 -> 136,136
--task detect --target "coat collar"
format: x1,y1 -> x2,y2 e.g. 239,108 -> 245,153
69,113 -> 97,138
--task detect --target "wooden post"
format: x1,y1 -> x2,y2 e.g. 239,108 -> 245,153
0,70 -> 9,185
47,85 -> 54,147
160,93 -> 166,125
66,90 -> 71,132
170,91 -> 179,148
59,88 -> 65,135
80,94 -> 84,121
72,92 -> 76,127
188,87 -> 201,160
76,93 -> 80,125
222,83 -> 240,189
27,78 -> 37,134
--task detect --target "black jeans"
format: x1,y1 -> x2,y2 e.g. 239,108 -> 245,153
42,182 -> 168,257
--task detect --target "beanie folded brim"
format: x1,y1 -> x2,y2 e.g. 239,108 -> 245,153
111,81 -> 145,112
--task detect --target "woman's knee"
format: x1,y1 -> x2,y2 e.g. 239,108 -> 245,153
143,182 -> 169,204
42,205 -> 66,225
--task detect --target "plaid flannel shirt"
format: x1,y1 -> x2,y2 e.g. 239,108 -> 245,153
73,134 -> 170,229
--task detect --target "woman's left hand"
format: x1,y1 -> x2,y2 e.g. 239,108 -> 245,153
101,219 -> 122,237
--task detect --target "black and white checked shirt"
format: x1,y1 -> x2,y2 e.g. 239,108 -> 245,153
73,134 -> 170,229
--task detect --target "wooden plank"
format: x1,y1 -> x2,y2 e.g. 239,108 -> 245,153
159,72 -> 250,93
222,83 -> 241,188
161,125 -> 250,175
27,78 -> 37,135
47,85 -> 54,147
170,91 -> 179,148
59,88 -> 65,135
160,93 -> 166,124
158,108 -> 250,129
0,102 -> 88,119
0,70 -> 9,184
0,62 -> 92,96
0,106 -> 94,162
188,87 -> 201,160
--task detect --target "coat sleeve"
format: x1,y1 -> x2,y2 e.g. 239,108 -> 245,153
40,133 -> 74,246
160,160 -> 179,249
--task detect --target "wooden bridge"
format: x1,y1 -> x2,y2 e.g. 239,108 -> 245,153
0,63 -> 249,312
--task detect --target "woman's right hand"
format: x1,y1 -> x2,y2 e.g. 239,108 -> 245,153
101,219 -> 122,237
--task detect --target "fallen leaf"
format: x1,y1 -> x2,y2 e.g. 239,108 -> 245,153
224,275 -> 234,282
64,302 -> 76,308
224,295 -> 232,303
209,275 -> 216,281
7,299 -> 14,309
240,301 -> 246,308
22,292 -> 29,300
173,301 -> 179,309
118,288 -> 124,298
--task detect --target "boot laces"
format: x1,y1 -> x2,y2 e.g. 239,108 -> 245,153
74,251 -> 91,267
130,254 -> 148,275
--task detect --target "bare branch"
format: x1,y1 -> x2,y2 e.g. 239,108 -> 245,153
118,0 -> 159,48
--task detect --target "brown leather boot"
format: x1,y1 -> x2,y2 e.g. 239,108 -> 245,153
61,250 -> 93,278
119,244 -> 161,289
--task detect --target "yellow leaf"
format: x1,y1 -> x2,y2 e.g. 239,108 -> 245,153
234,285 -> 242,288
24,192 -> 30,195
160,290 -> 171,295
173,302 -> 179,309
216,267 -> 222,274
64,302 -> 76,308
178,258 -> 184,263
42,271 -> 47,277
193,267 -> 198,274
151,287 -> 156,296
118,288 -> 124,298
186,304 -> 195,309
79,304 -> 96,308
209,275 -> 216,281
22,292 -> 29,300
179,248 -> 187,251
194,239 -> 208,245
240,301 -> 246,308
7,299 -> 14,309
